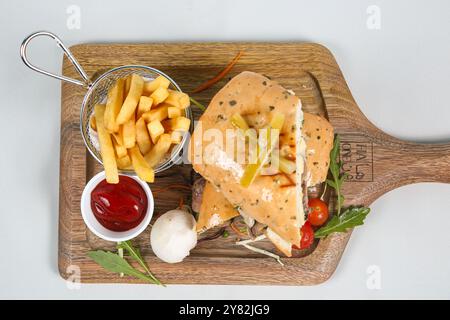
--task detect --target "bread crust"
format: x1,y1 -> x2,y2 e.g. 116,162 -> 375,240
303,113 -> 334,186
196,182 -> 239,232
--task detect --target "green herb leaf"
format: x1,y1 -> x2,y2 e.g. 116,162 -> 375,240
330,135 -> 340,163
317,135 -> 372,238
189,97 -> 206,111
337,195 -> 345,208
326,179 -> 337,189
117,241 -> 164,286
327,135 -> 346,215
87,250 -> 160,284
314,207 -> 371,238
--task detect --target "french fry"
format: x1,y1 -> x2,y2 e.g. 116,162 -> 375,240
129,146 -> 155,183
150,87 -> 169,106
171,130 -> 183,144
116,74 -> 144,125
94,104 -> 119,184
141,104 -> 169,123
144,133 -> 172,168
137,96 -> 153,118
168,116 -> 191,132
113,138 -> 127,158
161,119 -> 171,132
177,92 -> 190,109
164,90 -> 181,108
122,114 -> 136,148
167,90 -> 190,109
104,78 -> 125,132
124,75 -> 132,96
147,119 -> 165,144
168,106 -> 181,118
90,116 -> 97,131
136,117 -> 152,154
116,154 -> 132,170
143,75 -> 170,95
111,131 -> 123,146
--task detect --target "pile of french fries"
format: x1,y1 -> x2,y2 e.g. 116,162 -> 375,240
91,74 -> 191,184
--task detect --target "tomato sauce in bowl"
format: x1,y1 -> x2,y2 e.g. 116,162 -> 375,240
90,176 -> 148,232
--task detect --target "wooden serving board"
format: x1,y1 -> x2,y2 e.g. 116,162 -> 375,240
59,43 -> 450,285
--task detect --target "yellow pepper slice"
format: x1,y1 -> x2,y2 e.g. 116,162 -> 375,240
240,113 -> 285,187
269,113 -> 285,131
279,156 -> 296,174
231,113 -> 249,130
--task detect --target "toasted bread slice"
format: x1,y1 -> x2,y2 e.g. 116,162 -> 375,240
196,182 -> 239,233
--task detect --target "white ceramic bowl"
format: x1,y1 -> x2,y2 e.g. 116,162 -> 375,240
80,171 -> 154,242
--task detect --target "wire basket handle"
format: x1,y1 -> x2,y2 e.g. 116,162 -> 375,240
20,31 -> 91,87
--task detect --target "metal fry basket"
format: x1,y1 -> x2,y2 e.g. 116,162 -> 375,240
20,31 -> 192,174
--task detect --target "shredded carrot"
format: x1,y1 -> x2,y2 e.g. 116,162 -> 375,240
280,172 -> 296,188
152,184 -> 192,195
283,172 -> 296,184
191,51 -> 244,93
230,220 -> 247,238
179,197 -> 184,208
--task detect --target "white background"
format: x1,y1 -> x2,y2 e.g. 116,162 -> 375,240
1,0 -> 449,299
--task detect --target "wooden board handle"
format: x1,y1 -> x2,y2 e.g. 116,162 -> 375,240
397,142 -> 450,183
341,129 -> 450,206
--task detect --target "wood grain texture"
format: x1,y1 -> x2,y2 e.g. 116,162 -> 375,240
59,43 -> 450,285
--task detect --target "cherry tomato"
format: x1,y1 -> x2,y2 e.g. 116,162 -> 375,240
292,221 -> 314,250
307,198 -> 329,227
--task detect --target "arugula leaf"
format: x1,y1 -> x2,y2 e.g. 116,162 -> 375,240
326,135 -> 347,215
314,207 -> 371,238
316,135 -> 372,238
325,179 -> 336,189
87,250 -> 160,284
117,241 -> 164,286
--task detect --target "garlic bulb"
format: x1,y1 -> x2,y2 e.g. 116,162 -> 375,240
150,209 -> 197,263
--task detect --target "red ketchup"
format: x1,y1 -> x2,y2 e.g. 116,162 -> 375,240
90,176 -> 148,232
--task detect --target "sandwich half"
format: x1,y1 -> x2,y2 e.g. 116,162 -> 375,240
189,71 -> 333,256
